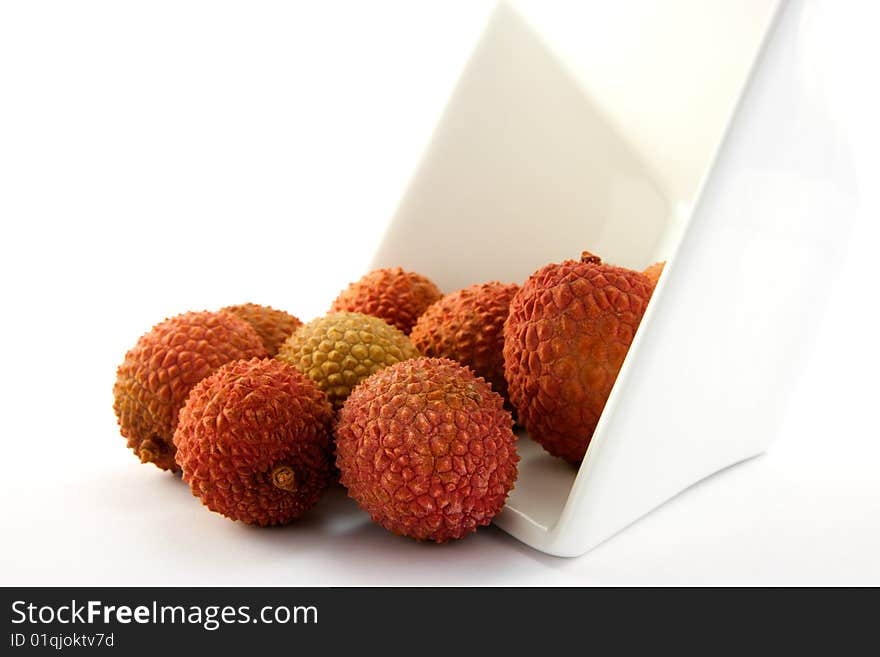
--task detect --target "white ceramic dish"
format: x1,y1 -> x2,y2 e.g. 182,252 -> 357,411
370,0 -> 856,556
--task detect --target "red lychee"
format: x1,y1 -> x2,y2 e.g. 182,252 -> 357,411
336,357 -> 518,542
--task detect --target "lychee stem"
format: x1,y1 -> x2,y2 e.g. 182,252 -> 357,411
581,251 -> 602,264
271,465 -> 297,492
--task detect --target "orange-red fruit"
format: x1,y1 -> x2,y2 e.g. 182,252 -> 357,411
410,282 -> 519,406
643,261 -> 666,287
336,357 -> 518,542
330,267 -> 442,334
113,311 -> 267,471
221,303 -> 302,356
174,358 -> 334,525
503,252 -> 653,464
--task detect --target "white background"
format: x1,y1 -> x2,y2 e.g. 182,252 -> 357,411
1,1 -> 878,585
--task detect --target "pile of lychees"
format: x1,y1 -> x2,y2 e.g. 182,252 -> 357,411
113,254 -> 662,542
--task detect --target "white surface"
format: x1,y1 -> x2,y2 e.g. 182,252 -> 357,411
1,1 -> 878,585
371,1 -> 777,280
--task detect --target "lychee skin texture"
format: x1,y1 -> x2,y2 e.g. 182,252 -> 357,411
330,267 -> 442,334
336,357 -> 518,542
643,261 -> 666,287
113,311 -> 267,472
503,253 -> 653,464
174,358 -> 334,525
411,282 -> 519,406
277,312 -> 420,410
221,303 -> 302,356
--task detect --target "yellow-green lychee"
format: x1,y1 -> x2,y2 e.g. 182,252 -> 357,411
277,312 -> 419,409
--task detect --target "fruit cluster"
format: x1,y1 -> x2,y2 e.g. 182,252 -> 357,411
113,256 -> 663,541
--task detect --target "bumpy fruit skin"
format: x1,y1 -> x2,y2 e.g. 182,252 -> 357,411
277,312 -> 420,410
643,261 -> 666,287
174,358 -> 334,525
336,357 -> 518,542
113,311 -> 267,472
503,252 -> 653,464
410,282 -> 519,406
221,303 -> 302,356
330,267 -> 442,334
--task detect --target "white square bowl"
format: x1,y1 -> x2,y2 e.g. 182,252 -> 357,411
369,0 -> 856,555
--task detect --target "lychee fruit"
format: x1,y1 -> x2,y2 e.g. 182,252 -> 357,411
174,358 -> 334,525
643,261 -> 666,287
335,357 -> 518,542
330,267 -> 442,334
276,312 -> 420,410
221,303 -> 302,356
113,311 -> 267,471
410,282 -> 519,407
503,251 -> 653,464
